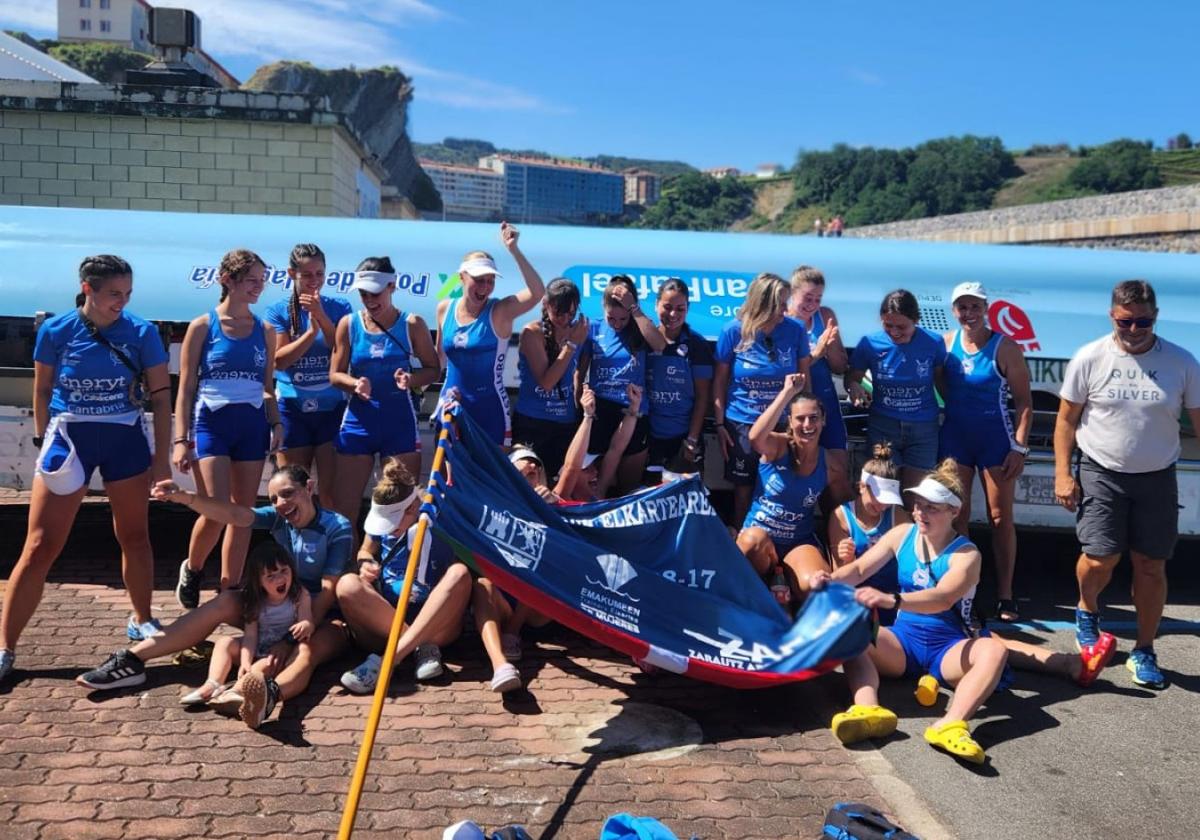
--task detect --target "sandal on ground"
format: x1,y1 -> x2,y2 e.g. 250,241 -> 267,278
490,663 -> 522,694
830,704 -> 898,745
207,677 -> 246,716
924,720 -> 985,765
995,599 -> 1020,623
180,678 -> 223,706
501,633 -> 522,662
1077,631 -> 1117,687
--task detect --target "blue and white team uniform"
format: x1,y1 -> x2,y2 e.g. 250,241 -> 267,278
743,448 -> 827,555
377,525 -> 457,615
647,323 -> 713,468
716,318 -> 810,484
193,310 -> 270,462
439,299 -> 511,447
840,503 -> 898,625
33,309 -> 167,488
939,330 -> 1014,469
250,504 -> 352,595
265,296 -> 352,451
796,310 -> 848,450
849,328 -> 946,470
584,318 -> 650,455
512,335 -> 582,480
337,312 -> 420,457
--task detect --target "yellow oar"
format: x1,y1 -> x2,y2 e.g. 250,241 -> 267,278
337,412 -> 453,840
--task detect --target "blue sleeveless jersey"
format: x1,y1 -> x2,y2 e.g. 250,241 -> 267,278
265,296 -> 352,411
895,525 -> 975,632
585,318 -> 648,413
439,299 -> 511,438
33,309 -> 167,424
348,311 -> 412,407
943,330 -> 1010,422
647,323 -> 714,439
196,309 -> 268,410
841,502 -> 897,594
515,333 -> 580,423
743,447 -> 826,546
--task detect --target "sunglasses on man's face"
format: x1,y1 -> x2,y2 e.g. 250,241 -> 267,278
1113,317 -> 1155,329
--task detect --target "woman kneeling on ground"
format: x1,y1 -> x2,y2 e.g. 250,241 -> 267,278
336,458 -> 473,695
77,465 -> 353,729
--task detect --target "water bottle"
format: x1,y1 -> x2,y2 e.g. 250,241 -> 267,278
915,674 -> 939,706
770,565 -> 791,607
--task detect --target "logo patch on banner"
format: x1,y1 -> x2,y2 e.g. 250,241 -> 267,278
479,505 -> 546,571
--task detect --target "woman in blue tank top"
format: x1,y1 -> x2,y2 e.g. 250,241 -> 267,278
827,443 -> 910,626
577,275 -> 668,494
787,265 -> 851,505
174,249 -> 282,608
329,256 -> 440,541
736,374 -> 845,605
847,289 -> 947,495
938,282 -> 1033,622
437,222 -> 546,448
1,255 -> 173,682
265,243 -> 352,498
513,278 -> 589,481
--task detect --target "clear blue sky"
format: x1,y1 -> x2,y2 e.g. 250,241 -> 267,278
4,0 -> 1197,169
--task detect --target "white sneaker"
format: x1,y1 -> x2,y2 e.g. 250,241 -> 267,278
413,643 -> 443,681
341,654 -> 382,695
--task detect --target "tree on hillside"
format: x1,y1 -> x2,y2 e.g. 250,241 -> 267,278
636,172 -> 754,231
1067,139 -> 1162,194
1172,133 -> 1193,151
48,42 -> 153,83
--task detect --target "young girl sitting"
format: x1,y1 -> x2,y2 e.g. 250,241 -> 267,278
827,443 -> 910,626
180,542 -> 313,716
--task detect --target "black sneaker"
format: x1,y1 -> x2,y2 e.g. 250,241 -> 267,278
76,650 -> 146,690
175,560 -> 202,610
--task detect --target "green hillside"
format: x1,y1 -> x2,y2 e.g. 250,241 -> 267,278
1156,149 -> 1200,186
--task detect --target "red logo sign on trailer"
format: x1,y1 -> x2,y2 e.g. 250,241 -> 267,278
989,299 -> 1040,352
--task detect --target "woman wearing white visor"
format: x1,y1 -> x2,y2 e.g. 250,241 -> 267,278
336,458 -> 471,695
436,222 -> 545,447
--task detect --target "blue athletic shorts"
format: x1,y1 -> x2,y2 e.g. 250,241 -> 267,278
194,403 -> 269,462
43,419 -> 150,484
336,395 -> 419,457
817,392 -> 848,451
866,414 -> 939,471
939,415 -> 1012,470
887,618 -> 1013,690
279,399 -> 344,451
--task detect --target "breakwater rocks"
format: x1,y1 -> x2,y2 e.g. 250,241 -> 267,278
846,185 -> 1200,253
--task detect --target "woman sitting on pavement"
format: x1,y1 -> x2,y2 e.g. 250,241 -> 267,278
77,465 -> 353,729
336,458 -> 472,695
811,460 -> 1115,765
736,374 -> 844,603
827,443 -> 910,626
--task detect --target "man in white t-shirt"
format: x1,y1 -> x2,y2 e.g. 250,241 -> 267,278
1054,279 -> 1200,690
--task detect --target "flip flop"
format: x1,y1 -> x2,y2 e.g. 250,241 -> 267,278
924,720 -> 985,765
830,704 -> 898,745
1077,631 -> 1117,687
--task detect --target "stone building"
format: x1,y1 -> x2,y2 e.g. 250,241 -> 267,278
0,79 -> 392,218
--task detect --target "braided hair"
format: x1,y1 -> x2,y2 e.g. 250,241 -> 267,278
603,275 -> 644,353
217,249 -> 266,303
76,254 -> 132,307
541,278 -> 581,360
286,243 -> 326,337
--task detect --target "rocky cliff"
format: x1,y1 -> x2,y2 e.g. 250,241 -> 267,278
243,61 -> 438,210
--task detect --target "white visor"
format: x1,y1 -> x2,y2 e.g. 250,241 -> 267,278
35,424 -> 86,496
509,447 -> 543,469
904,477 -> 962,509
458,257 -> 502,279
350,271 -> 396,294
581,452 -> 601,469
861,471 -> 903,506
363,487 -> 419,537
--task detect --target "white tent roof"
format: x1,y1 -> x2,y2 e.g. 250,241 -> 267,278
0,32 -> 97,83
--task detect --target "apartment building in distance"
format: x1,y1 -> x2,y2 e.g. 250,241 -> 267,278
56,0 -> 238,88
421,159 -> 504,221
479,154 -> 623,224
622,168 -> 661,206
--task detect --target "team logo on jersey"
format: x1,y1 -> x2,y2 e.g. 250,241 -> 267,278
802,487 -> 820,508
677,344 -> 689,357
961,357 -> 975,375
369,341 -> 385,359
108,343 -> 132,369
915,357 -> 932,378
453,331 -> 469,349
764,472 -> 787,495
912,567 -> 931,588
254,347 -> 267,368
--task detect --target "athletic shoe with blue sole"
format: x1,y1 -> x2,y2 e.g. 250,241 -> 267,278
1126,647 -> 1166,689
126,615 -> 165,641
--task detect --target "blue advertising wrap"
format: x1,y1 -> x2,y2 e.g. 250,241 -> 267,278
426,407 -> 874,688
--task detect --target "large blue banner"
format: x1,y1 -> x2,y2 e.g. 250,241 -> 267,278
427,409 -> 874,688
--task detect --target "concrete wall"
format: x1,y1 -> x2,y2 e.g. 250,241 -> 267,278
846,184 -> 1200,253
0,110 -> 381,216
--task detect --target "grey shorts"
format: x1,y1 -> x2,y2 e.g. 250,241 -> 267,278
1076,455 -> 1179,559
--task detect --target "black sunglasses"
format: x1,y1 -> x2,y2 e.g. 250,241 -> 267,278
763,335 -> 778,362
1114,317 -> 1155,329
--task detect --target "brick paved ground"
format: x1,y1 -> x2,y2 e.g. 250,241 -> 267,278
0,503 -> 895,840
